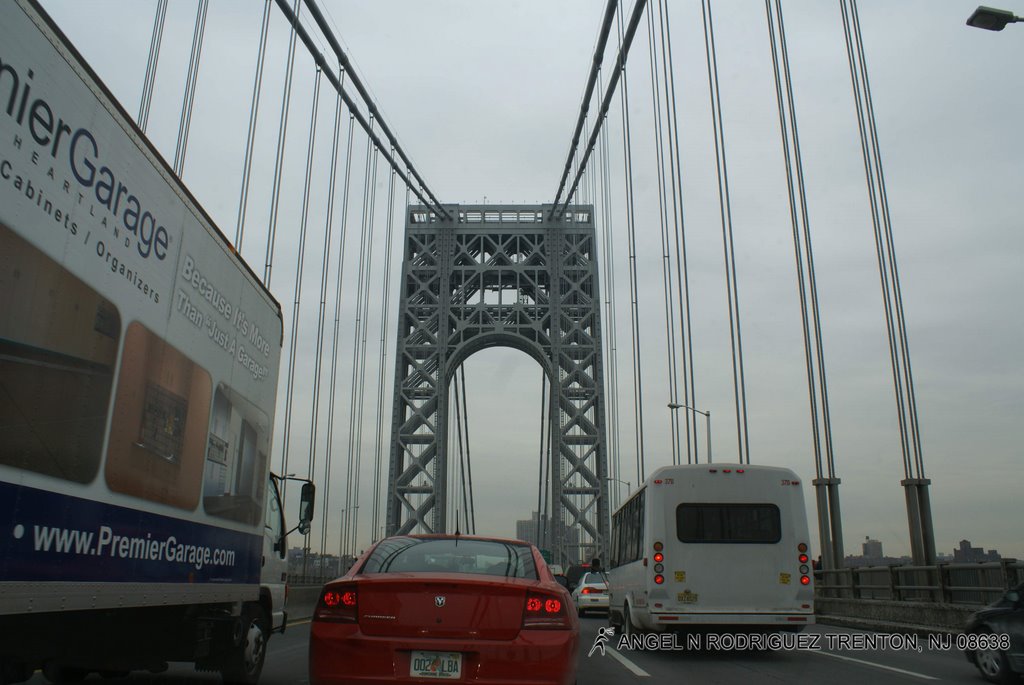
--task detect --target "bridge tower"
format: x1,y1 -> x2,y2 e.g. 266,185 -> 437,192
385,204 -> 610,566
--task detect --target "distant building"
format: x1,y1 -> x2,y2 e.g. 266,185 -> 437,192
953,539 -> 1001,563
288,547 -> 356,578
862,536 -> 883,559
514,512 -> 581,562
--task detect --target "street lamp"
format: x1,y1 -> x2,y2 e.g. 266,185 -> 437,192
967,6 -> 1022,31
605,476 -> 631,493
667,402 -> 712,463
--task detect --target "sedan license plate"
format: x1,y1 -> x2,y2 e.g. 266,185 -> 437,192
410,651 -> 462,679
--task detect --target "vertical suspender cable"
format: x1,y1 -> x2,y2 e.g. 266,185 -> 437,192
350,144 -> 380,554
645,2 -> 682,465
841,0 -> 932,565
327,113 -> 356,560
615,2 -> 647,483
263,0 -> 301,286
459,365 -> 476,534
138,0 -> 167,133
597,69 -> 624,500
700,0 -> 751,464
850,0 -> 924,479
318,85 -> 351,570
280,66 -> 321,530
839,1 -> 911,479
343,131 -> 379,557
173,0 -> 209,177
765,0 -> 822,479
766,0 -> 839,480
234,0 -> 272,249
453,368 -> 469,533
309,71 -> 347,574
370,162 -> 398,542
657,0 -> 698,463
535,371 -> 548,547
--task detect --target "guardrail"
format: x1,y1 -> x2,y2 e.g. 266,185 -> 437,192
815,560 -> 1023,604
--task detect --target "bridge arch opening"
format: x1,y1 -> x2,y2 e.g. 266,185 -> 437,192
444,345 -> 548,542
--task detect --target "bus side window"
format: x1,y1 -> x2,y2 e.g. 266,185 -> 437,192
610,513 -> 620,567
637,491 -> 645,560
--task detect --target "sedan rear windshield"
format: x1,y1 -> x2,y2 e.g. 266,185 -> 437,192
676,503 -> 781,543
361,537 -> 539,579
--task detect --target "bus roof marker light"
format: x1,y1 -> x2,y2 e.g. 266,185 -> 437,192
737,469 -> 745,473
723,469 -> 732,473
654,479 -> 663,484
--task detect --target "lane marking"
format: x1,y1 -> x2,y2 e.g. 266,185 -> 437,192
606,647 -> 651,678
288,618 -> 312,626
811,650 -> 938,680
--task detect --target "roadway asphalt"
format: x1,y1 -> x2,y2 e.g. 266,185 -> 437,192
21,614 -> 991,684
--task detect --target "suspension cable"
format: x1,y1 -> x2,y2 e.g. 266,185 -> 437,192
645,1 -> 681,465
343,133 -> 380,557
273,0 -> 446,219
277,66 -> 322,502
552,0 -> 619,213
325,113 -> 357,560
840,0 -> 923,479
297,0 -> 448,219
700,0 -> 751,464
262,0 -> 300,286
596,67 -> 624,498
657,0 -> 697,463
852,0 -> 924,478
309,69 -> 347,576
234,0 -> 272,249
459,364 -> 476,534
554,0 -> 649,218
138,0 -> 167,133
318,85 -> 351,573
173,0 -> 209,177
615,2 -> 646,483
370,162 -> 398,543
535,370 -> 548,547
766,0 -> 839,481
453,367 -> 469,533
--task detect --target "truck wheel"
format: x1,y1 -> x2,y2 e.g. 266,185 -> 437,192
221,604 -> 269,685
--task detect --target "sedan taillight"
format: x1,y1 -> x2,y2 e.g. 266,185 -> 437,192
581,587 -> 605,595
314,584 -> 358,623
523,592 -> 572,629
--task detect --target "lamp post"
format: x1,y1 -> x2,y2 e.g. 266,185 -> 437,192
604,477 -> 631,509
605,476 -> 631,492
967,6 -> 1022,31
667,403 -> 712,463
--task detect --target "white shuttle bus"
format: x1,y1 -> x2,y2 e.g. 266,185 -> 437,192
607,464 -> 814,634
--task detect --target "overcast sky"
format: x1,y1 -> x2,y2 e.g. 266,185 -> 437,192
40,0 -> 1024,560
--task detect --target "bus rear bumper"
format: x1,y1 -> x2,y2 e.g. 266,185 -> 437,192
648,612 -> 815,628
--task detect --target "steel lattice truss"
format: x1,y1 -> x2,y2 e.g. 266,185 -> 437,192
385,204 -> 610,565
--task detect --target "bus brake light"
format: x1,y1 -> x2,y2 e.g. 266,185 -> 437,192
654,574 -> 665,585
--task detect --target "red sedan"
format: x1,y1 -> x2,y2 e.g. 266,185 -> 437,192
309,535 -> 579,685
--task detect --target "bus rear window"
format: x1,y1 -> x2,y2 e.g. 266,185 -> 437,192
676,504 -> 781,543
